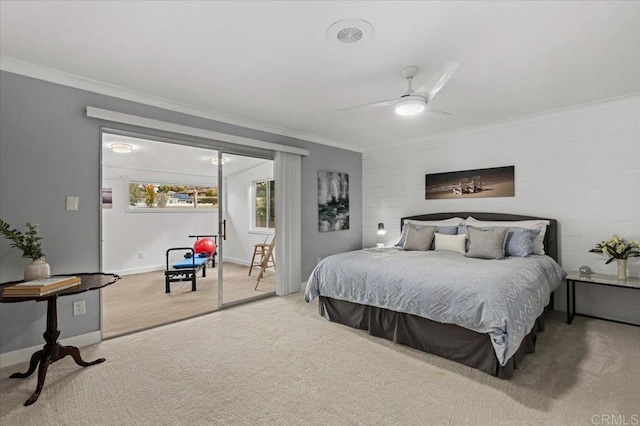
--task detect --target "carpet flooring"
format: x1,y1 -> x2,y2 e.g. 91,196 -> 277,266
102,262 -> 275,338
1,294 -> 639,425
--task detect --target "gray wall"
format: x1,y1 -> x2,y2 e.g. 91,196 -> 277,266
0,71 -> 362,354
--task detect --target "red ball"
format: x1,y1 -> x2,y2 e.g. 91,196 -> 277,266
194,238 -> 216,256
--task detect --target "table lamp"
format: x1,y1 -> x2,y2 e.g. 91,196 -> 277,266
377,223 -> 386,248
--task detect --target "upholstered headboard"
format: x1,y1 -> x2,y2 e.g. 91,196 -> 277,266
400,212 -> 558,262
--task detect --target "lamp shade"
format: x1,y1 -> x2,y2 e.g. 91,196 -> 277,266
377,223 -> 386,235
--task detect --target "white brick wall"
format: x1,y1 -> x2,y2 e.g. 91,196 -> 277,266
362,94 -> 640,323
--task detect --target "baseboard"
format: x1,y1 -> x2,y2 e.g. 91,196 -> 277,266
301,281 -> 307,291
111,265 -> 165,276
223,257 -> 250,267
0,330 -> 102,368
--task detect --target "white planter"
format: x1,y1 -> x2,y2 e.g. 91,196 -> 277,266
24,258 -> 51,281
616,258 -> 627,280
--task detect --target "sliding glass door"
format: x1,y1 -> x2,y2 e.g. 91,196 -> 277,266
100,129 -> 277,338
100,131 -> 222,337
217,152 -> 276,306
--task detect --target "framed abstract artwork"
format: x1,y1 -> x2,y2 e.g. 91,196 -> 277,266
318,171 -> 349,232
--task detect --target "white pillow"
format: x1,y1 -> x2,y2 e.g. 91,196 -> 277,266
464,217 -> 550,255
434,233 -> 467,254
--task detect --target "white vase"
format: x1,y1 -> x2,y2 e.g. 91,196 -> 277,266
616,258 -> 627,280
24,258 -> 51,281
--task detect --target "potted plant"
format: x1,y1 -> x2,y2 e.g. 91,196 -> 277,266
589,235 -> 640,280
0,219 -> 50,281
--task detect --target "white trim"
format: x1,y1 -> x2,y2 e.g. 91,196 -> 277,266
86,106 -> 310,157
223,257 -> 251,267
300,281 -> 308,291
248,229 -> 275,236
0,331 -> 101,368
249,178 -> 276,233
365,93 -> 640,152
221,257 -> 276,272
111,265 -> 165,276
1,57 -> 363,153
126,178 -> 219,214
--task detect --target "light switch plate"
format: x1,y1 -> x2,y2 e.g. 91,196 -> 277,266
66,196 -> 79,211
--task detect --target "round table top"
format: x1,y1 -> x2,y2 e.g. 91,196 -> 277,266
0,273 -> 120,303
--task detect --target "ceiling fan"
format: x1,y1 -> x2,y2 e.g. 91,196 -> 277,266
342,61 -> 460,118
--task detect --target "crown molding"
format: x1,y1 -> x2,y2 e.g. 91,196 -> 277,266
371,92 -> 640,150
0,56 -> 364,154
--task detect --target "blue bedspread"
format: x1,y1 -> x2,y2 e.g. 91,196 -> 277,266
305,248 -> 564,366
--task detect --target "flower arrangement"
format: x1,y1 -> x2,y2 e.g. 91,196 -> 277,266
589,235 -> 640,264
0,219 -> 45,259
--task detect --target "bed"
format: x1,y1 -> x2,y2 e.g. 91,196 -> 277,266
305,212 -> 564,379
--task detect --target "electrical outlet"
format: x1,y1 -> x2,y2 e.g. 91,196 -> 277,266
138,252 -> 144,259
73,300 -> 86,316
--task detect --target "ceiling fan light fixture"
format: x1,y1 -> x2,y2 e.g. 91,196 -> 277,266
110,143 -> 133,153
394,97 -> 426,116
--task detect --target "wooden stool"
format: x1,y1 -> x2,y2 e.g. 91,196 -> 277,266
255,238 -> 276,290
249,240 -> 272,276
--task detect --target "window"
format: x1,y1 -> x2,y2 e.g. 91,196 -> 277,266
252,179 -> 275,230
128,181 -> 218,211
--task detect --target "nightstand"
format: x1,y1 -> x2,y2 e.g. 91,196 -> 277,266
565,272 -> 640,326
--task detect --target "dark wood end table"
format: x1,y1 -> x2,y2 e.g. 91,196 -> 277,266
0,273 -> 120,406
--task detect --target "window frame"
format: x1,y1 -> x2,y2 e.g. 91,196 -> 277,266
249,178 -> 275,234
125,179 -> 219,213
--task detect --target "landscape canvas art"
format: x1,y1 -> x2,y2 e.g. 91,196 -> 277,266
102,187 -> 113,209
318,171 -> 349,232
425,166 -> 515,200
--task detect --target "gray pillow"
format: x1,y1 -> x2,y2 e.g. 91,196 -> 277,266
397,225 -> 457,247
465,226 -> 509,259
505,228 -> 540,257
402,224 -> 436,251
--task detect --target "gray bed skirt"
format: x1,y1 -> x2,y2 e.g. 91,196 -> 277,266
318,296 -> 546,379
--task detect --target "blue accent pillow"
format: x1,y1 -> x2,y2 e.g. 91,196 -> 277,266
457,225 -> 469,251
505,228 -> 540,257
396,225 -> 458,247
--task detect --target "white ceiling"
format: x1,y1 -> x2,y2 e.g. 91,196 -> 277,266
2,1 -> 639,150
102,133 -> 270,178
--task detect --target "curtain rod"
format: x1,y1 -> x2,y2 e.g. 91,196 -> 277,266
85,106 -> 310,157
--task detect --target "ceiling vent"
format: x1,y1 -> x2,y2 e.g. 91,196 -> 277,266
327,19 -> 374,48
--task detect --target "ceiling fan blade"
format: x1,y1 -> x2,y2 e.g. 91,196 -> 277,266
414,61 -> 460,101
424,106 -> 452,119
340,97 -> 401,111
